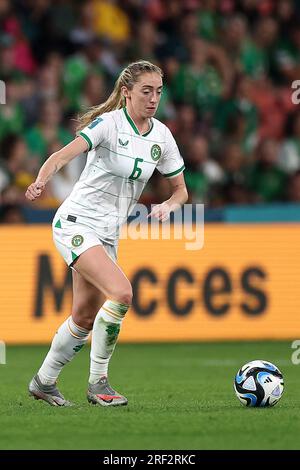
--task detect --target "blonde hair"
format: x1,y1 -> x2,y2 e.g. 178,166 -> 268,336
77,60 -> 163,131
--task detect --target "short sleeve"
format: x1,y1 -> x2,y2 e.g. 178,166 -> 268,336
156,127 -> 185,178
78,115 -> 109,151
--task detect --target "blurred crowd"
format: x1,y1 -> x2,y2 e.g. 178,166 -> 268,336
1,0 -> 300,223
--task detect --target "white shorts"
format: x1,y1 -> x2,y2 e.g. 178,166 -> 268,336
52,214 -> 118,267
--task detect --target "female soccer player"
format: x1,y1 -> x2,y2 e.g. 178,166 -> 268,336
25,60 -> 188,407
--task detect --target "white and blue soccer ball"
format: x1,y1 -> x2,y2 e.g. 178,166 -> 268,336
234,360 -> 284,407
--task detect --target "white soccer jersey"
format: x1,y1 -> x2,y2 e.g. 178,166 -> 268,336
56,107 -> 185,245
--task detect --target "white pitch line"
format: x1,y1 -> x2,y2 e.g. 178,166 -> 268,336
200,359 -> 293,367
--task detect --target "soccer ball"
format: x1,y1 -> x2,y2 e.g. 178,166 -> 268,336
234,360 -> 284,407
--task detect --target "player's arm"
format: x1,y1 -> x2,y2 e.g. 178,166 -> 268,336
165,172 -> 188,211
148,173 -> 188,222
25,136 -> 88,201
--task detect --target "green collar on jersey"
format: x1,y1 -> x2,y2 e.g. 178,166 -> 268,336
123,107 -> 154,137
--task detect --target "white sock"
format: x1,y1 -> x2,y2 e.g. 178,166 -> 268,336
38,316 -> 90,385
89,299 -> 130,384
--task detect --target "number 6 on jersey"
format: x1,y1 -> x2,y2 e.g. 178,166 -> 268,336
129,158 -> 144,180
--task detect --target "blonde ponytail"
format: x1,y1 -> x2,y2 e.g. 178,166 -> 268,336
76,60 -> 163,131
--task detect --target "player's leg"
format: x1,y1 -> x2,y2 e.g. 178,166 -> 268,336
73,245 -> 132,406
29,271 -> 103,406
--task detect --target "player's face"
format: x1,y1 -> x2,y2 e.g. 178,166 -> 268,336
128,72 -> 163,119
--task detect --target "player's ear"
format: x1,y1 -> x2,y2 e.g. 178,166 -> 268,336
121,86 -> 130,100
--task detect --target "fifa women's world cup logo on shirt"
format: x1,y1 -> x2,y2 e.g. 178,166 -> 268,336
151,144 -> 161,161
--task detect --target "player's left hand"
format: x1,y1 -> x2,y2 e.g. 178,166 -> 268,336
148,202 -> 171,222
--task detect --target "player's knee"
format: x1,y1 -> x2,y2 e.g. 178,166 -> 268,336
78,316 -> 95,331
72,307 -> 97,330
112,284 -> 133,306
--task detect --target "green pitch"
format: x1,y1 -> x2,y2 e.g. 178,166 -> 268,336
0,342 -> 299,450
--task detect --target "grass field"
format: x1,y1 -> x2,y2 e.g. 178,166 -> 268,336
0,341 -> 299,450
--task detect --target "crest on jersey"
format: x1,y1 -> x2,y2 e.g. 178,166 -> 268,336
151,144 -> 161,161
72,235 -> 84,247
118,138 -> 129,147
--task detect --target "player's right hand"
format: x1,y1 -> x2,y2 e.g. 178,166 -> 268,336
25,181 -> 45,201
